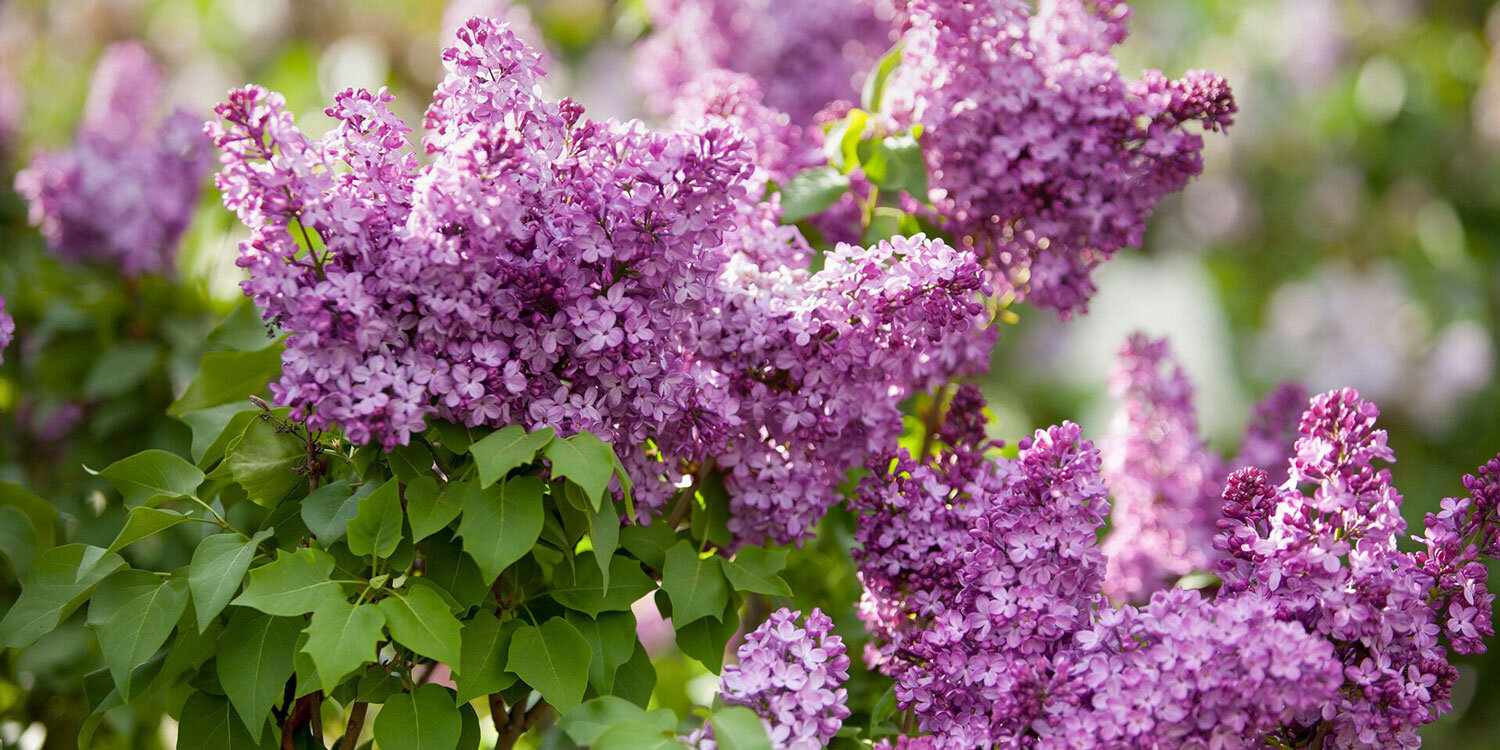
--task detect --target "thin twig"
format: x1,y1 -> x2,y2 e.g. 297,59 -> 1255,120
917,384 -> 952,461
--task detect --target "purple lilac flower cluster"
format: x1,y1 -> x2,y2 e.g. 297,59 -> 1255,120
700,607 -> 851,749
210,19 -> 992,545
1216,389 -> 1500,747
856,406 -> 1342,747
0,296 -> 13,364
633,0 -> 902,122
209,19 -> 753,449
1100,334 -> 1306,603
14,43 -> 211,276
885,0 -> 1235,315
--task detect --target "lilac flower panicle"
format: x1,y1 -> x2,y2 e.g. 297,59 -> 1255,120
634,0 -> 901,122
211,17 -> 993,547
1234,381 -> 1309,482
210,18 -> 754,450
709,607 -> 851,750
15,42 -> 211,276
0,297 -> 13,365
1213,388 -> 1500,747
854,410 -> 1341,747
1099,334 -> 1224,603
886,0 -> 1235,315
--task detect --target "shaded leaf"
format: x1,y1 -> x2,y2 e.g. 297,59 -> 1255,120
457,477 -> 544,585
545,432 -> 615,508
566,610 -> 637,694
108,506 -> 198,554
302,598 -> 385,689
189,529 -> 271,632
471,425 -> 554,488
508,617 -> 591,712
232,547 -> 341,616
549,555 -> 656,617
662,542 -> 729,627
217,609 -> 301,740
373,684 -> 462,750
96,450 -> 204,508
168,347 -> 283,417
88,571 -> 189,695
456,611 -> 519,702
718,546 -> 792,597
378,584 -> 462,666
0,545 -> 125,648
226,418 -> 305,508
406,476 -> 460,542
346,480 -> 404,559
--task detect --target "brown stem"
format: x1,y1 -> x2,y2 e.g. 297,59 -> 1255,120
665,460 -> 717,528
495,699 -> 552,750
280,695 -> 315,750
339,702 -> 368,750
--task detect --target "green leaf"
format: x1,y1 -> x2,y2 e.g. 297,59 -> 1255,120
88,571 -> 189,695
620,521 -> 677,571
96,449 -> 204,508
456,611 -> 519,702
559,697 -> 674,745
178,404 -> 258,466
207,300 -> 280,352
0,481 -> 57,551
407,476 -> 460,542
457,476 -> 544,585
232,547 -> 341,616
302,598 -> 385,689
429,420 -> 488,455
226,417 -> 305,507
507,617 -> 591,712
866,133 -> 928,202
861,42 -> 904,113
301,479 -> 366,542
545,432 -> 616,508
778,166 -> 851,224
189,529 -> 271,632
378,584 -> 461,666
612,642 -> 658,707
718,546 -> 792,597
566,610 -> 637,694
471,425 -> 555,488
588,498 -> 622,591
217,609 -> 301,741
0,544 -> 125,648
549,555 -> 656,616
823,109 -> 870,174
662,542 -> 729,627
388,441 -> 435,484
422,535 -> 488,609
0,507 -> 37,579
691,473 -> 732,548
458,700 -> 482,750
373,684 -> 462,750
107,506 -> 196,554
346,480 -> 404,559
169,346 -> 284,417
592,721 -> 684,750
84,342 -> 161,399
675,594 -> 740,672
710,705 -> 773,750
177,691 -> 272,749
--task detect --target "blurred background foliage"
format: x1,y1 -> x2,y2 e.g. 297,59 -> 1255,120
1,0 -> 1499,747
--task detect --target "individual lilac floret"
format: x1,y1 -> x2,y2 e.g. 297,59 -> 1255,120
1100,334 -> 1224,603
716,607 -> 851,749
1215,388 -> 1500,747
633,0 -> 901,122
0,296 -> 13,365
14,42 -> 211,276
441,0 -> 543,52
208,18 -> 754,450
885,0 -> 1234,315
